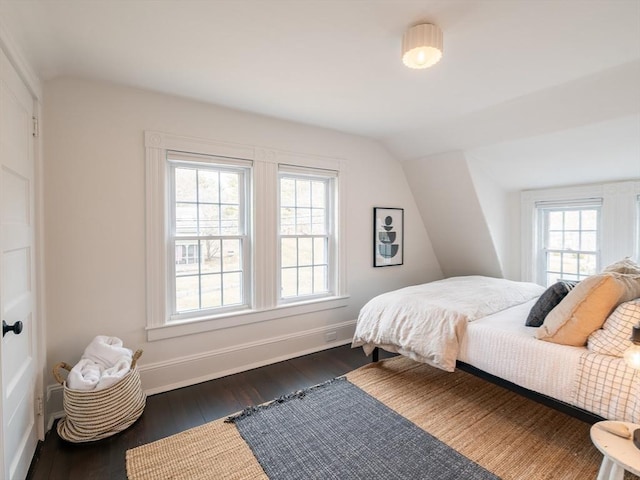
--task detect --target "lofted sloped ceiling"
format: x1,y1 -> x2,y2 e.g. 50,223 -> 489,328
0,0 -> 638,168
1,0 -> 638,281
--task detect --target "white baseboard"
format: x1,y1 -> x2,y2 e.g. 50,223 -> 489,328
45,319 -> 357,430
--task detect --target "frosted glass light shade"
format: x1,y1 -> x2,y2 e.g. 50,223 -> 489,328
402,23 -> 443,69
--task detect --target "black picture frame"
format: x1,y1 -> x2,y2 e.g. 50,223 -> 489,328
373,207 -> 404,267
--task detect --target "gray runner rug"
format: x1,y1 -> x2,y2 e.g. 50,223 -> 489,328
226,377 -> 500,480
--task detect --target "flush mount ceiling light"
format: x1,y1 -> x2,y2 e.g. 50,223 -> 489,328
402,23 -> 443,69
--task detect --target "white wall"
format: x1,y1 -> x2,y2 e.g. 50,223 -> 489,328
402,151 -> 503,279
404,114 -> 640,283
42,77 -> 442,422
466,157 -> 512,279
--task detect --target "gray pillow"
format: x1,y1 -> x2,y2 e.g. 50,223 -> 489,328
526,280 -> 579,327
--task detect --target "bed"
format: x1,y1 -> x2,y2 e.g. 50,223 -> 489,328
352,269 -> 640,424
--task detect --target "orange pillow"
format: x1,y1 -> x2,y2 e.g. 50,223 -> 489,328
536,274 -> 636,346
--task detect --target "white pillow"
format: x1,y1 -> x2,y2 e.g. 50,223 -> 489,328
603,258 -> 640,275
588,299 -> 640,357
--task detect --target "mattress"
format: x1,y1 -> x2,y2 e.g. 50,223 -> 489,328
458,299 -> 586,405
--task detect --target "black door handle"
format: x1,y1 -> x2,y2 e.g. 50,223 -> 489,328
2,320 -> 23,337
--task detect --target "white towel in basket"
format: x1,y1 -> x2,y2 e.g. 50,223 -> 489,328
67,359 -> 103,390
66,336 -> 133,391
82,335 -> 132,368
96,357 -> 131,390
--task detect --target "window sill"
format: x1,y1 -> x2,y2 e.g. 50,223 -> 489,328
146,295 -> 351,341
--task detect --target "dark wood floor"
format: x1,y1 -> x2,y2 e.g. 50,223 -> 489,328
27,344 -> 394,480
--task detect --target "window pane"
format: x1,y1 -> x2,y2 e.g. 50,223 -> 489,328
311,181 -> 326,208
221,205 -> 240,234
175,240 -> 199,275
298,238 -> 313,266
201,239 -> 221,274
223,272 -> 242,305
220,172 -> 239,204
548,231 -> 563,250
176,203 -> 197,236
281,238 -> 297,268
581,231 -> 597,252
296,180 -> 311,207
565,211 -> 580,230
201,274 -> 221,309
582,210 -> 597,230
548,252 -> 562,272
579,254 -> 597,275
199,204 -> 220,235
296,208 -> 312,234
281,268 -> 297,297
298,267 -> 313,296
198,169 -> 219,203
281,178 -> 296,207
187,245 -> 198,263
548,211 -> 563,230
564,232 -> 579,250
175,168 -> 197,202
280,207 -> 295,234
311,208 -> 326,235
563,253 -> 578,274
314,265 -> 328,293
176,276 -> 199,312
222,239 -> 241,272
314,238 -> 327,264
175,245 -> 186,263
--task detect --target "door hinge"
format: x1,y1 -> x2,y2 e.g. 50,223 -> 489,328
36,396 -> 43,416
32,116 -> 39,138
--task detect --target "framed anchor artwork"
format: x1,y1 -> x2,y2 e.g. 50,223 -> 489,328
373,207 -> 404,267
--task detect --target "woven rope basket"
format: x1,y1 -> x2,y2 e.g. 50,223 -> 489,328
53,349 -> 146,443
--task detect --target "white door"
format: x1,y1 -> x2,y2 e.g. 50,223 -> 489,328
0,47 -> 38,480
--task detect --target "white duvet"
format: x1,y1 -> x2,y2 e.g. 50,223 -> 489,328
352,276 -> 545,372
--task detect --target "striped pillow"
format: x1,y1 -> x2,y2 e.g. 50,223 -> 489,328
588,299 -> 640,357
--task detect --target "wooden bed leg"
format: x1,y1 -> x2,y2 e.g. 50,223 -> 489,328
372,347 -> 379,363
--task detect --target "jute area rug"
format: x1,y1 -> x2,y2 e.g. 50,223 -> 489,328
126,356 -> 637,479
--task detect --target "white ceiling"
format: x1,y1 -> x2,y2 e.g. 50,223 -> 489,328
1,0 -> 639,167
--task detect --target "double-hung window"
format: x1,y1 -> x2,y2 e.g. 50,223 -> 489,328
279,167 -> 336,301
536,200 -> 601,286
168,153 -> 251,321
145,131 -> 347,340
523,182 -> 640,286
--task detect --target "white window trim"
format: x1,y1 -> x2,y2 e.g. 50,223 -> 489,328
278,165 -> 338,304
535,199 -> 602,286
167,155 -> 252,320
521,180 -> 640,284
145,131 -> 349,341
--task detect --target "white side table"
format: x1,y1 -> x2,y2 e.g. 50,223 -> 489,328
590,421 -> 640,480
